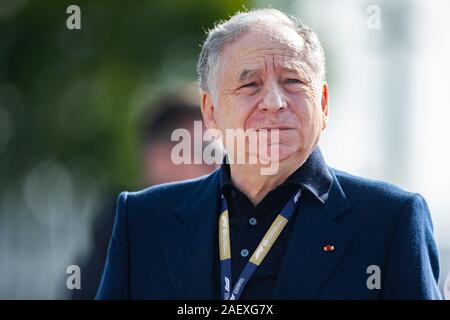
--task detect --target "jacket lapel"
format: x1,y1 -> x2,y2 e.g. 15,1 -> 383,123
163,168 -> 352,300
273,170 -> 353,299
163,170 -> 221,299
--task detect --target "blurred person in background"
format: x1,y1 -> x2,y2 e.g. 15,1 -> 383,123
71,94 -> 215,299
139,94 -> 218,185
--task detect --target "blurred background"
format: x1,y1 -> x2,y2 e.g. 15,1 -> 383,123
0,0 -> 449,299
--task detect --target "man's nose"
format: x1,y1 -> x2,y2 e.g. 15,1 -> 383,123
258,83 -> 287,112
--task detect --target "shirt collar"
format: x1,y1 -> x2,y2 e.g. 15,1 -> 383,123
219,146 -> 333,203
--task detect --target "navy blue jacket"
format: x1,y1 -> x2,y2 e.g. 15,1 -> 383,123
96,165 -> 442,299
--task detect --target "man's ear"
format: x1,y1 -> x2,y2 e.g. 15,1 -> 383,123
321,82 -> 329,130
200,91 -> 217,129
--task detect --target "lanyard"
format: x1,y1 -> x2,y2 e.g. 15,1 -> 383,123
218,188 -> 302,300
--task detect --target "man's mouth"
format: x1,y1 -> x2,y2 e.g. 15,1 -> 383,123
255,126 -> 294,131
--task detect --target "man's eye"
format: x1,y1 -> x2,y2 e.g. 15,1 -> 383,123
285,78 -> 302,84
241,82 -> 257,88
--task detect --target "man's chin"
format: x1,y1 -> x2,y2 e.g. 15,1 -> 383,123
258,144 -> 296,163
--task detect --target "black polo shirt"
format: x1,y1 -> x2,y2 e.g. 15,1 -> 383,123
214,146 -> 333,299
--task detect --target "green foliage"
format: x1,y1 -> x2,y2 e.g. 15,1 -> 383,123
0,0 -> 251,190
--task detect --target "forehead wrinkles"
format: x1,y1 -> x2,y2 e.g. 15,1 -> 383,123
231,54 -> 313,84
218,29 -> 317,87
231,42 -> 303,63
226,47 -> 303,74
221,27 -> 304,64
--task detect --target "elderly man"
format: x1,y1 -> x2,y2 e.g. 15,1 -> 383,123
96,9 -> 442,299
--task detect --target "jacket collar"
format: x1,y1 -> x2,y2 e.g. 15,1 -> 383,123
219,146 -> 333,203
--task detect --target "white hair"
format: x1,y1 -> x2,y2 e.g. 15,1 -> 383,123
197,8 -> 326,98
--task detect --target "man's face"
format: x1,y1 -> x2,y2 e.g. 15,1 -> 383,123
202,25 -> 328,165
